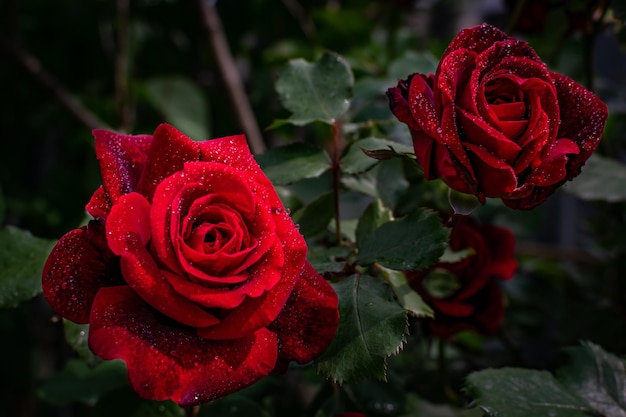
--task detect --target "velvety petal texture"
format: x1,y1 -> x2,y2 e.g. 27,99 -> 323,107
387,23 -> 608,209
42,123 -> 339,406
407,216 -> 517,339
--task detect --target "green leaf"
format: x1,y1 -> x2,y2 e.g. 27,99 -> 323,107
564,154 -> 626,202
275,51 -> 354,126
465,342 -> 626,417
64,320 -> 98,363
292,192 -> 335,238
557,342 -> 626,417
255,143 -> 330,185
422,268 -> 460,299
0,226 -> 54,308
144,76 -> 210,141
316,275 -> 407,383
448,188 -> 479,215
388,50 -> 439,81
466,368 -> 592,417
382,268 -> 433,318
356,209 -> 450,271
308,246 -> 351,274
376,158 -> 409,210
38,359 -> 128,405
93,389 -> 183,417
341,137 -> 413,174
198,395 -> 271,417
439,246 -> 475,263
355,199 -> 393,248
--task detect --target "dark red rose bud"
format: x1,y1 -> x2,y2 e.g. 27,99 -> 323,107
407,216 -> 517,339
388,24 -> 608,209
42,124 -> 339,406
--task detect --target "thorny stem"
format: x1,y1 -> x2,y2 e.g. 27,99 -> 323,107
197,0 -> 266,154
331,121 -> 342,244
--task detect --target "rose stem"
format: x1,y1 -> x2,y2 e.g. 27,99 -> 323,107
115,0 -> 134,133
437,338 -> 459,404
0,39 -> 109,131
331,120 -> 342,244
197,0 -> 266,154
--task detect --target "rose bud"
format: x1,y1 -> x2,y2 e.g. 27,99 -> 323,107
42,124 -> 339,406
387,23 -> 608,209
407,216 -> 517,339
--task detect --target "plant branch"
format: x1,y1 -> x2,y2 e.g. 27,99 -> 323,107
331,121 -> 342,244
115,0 -> 133,132
280,0 -> 316,39
0,38 -> 109,131
197,0 -> 266,154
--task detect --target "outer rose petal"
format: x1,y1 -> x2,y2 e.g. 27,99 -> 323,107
42,220 -> 122,323
89,286 -> 278,407
269,262 -> 339,366
93,130 -> 153,204
137,124 -> 202,201
439,23 -> 535,63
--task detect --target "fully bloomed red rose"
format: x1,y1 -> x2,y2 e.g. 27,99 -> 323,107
387,24 -> 608,209
407,217 -> 517,338
42,124 -> 339,406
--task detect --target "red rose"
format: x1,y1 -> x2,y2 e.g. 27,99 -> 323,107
42,124 -> 339,406
387,24 -> 608,209
407,217 -> 517,338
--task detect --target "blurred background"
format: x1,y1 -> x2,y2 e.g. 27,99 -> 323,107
1,0 -> 625,416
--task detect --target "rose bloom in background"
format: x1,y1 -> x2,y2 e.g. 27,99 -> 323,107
388,23 -> 608,209
41,124 -> 339,406
407,216 -> 517,339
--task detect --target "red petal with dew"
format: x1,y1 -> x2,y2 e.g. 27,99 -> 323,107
269,262 -> 339,365
88,286 -> 277,407
93,130 -> 153,204
42,220 -> 122,323
136,124 -> 202,201
106,192 -> 220,328
503,74 -> 607,209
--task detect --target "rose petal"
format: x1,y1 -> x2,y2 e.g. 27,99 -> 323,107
93,130 -> 153,204
526,138 -> 579,187
428,281 -> 504,339
106,193 -> 220,328
440,24 -> 524,62
430,298 -> 474,317
408,73 -> 441,138
42,220 -> 122,323
88,286 -> 278,407
464,143 -> 518,197
552,72 -> 608,178
457,106 -> 522,162
503,71 -> 608,210
436,49 -> 477,175
387,76 -> 424,132
196,241 -> 302,340
479,224 -> 518,280
269,262 -> 339,365
412,129 -> 474,194
137,124 -> 202,201
85,186 -> 112,220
